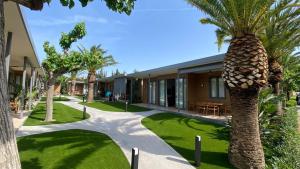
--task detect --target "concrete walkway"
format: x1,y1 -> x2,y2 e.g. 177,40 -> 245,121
17,96 -> 195,169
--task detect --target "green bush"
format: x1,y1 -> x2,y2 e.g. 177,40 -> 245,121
258,88 -> 300,168
264,108 -> 300,169
286,99 -> 297,107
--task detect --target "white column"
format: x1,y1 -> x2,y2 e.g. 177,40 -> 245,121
148,74 -> 151,104
5,32 -> 12,81
130,79 -> 133,104
20,57 -> 28,117
29,68 -> 36,110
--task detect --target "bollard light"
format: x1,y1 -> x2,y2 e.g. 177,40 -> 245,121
83,106 -> 87,119
125,101 -> 128,112
131,147 -> 139,169
195,135 -> 202,167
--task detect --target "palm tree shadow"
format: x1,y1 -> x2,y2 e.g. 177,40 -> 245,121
21,158 -> 42,169
169,144 -> 233,168
18,129 -> 118,169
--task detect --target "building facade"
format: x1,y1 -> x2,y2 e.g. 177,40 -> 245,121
98,54 -> 231,115
4,2 -> 44,113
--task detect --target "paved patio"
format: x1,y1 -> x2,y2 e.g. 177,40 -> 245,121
17,96 -> 195,169
133,103 -> 230,125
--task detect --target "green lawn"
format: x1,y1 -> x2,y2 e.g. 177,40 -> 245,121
41,97 -> 70,102
17,129 -> 130,169
24,102 -> 89,126
82,101 -> 150,112
142,113 -> 233,169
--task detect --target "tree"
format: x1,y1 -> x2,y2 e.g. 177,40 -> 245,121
57,75 -> 68,96
186,0 -> 287,168
281,53 -> 300,100
214,1 -> 300,115
42,22 -> 86,122
79,45 -> 116,102
115,68 -> 121,75
70,71 -> 78,96
261,1 -> 300,114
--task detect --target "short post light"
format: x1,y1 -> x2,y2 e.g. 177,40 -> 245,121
83,106 -> 87,119
131,147 -> 139,169
125,101 -> 128,112
195,135 -> 202,167
82,95 -> 85,103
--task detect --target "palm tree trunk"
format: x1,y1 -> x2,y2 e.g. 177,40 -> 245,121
0,1 -> 21,168
71,79 -> 76,96
269,59 -> 283,115
45,73 -> 54,122
229,89 -> 265,168
223,34 -> 266,168
87,71 -> 96,103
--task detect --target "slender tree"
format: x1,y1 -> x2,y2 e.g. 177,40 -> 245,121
79,45 -> 116,103
42,22 -> 86,122
186,0 -> 287,168
0,1 -> 134,168
70,71 -> 78,96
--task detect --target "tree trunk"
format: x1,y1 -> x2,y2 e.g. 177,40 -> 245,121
274,82 -> 283,115
229,89 -> 265,169
269,59 -> 283,115
87,71 -> 96,103
45,73 -> 55,122
223,34 -> 266,168
0,1 -> 21,168
71,79 -> 76,96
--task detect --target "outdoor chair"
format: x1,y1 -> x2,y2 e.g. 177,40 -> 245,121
206,104 -> 220,116
196,102 -> 207,115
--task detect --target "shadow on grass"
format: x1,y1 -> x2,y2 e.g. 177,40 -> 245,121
21,158 -> 42,169
41,97 -> 70,102
18,129 -> 129,169
169,143 -> 231,168
142,113 -> 233,169
84,101 -> 150,112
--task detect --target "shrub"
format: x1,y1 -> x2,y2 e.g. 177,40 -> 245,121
264,108 -> 300,169
286,99 -> 297,107
258,88 -> 300,168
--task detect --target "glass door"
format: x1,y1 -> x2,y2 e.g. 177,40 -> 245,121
149,81 -> 156,104
159,80 -> 165,106
176,78 -> 186,109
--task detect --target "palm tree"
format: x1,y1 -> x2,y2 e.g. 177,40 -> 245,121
215,1 -> 300,115
70,71 -> 78,96
186,0 -> 285,168
261,1 -> 300,114
79,45 -> 116,102
281,53 -> 300,101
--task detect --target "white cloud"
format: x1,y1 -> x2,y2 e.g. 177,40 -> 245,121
29,15 -> 107,26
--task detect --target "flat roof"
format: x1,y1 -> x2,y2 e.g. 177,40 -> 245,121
128,54 -> 225,78
4,2 -> 44,75
98,54 -> 225,81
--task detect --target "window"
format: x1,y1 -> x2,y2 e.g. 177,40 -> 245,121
210,77 -> 225,98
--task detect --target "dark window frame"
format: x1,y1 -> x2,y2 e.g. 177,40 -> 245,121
209,77 -> 226,99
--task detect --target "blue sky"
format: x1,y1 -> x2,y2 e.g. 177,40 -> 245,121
22,0 -> 227,76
